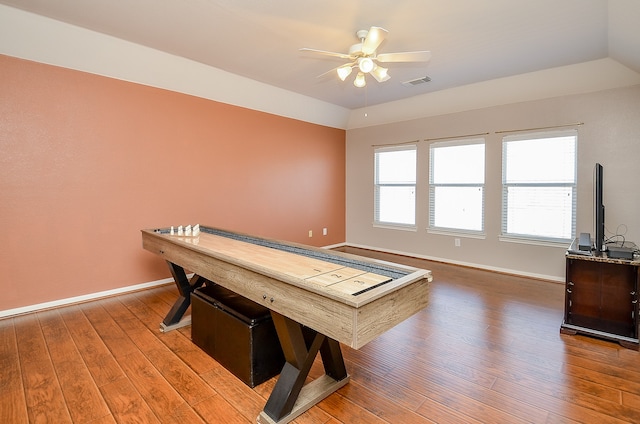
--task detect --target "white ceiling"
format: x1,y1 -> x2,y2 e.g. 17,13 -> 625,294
1,0 -> 639,112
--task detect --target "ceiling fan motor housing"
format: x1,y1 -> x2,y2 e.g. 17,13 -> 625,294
356,29 -> 369,40
349,43 -> 364,57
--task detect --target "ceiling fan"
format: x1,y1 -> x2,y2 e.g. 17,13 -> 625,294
300,26 -> 431,88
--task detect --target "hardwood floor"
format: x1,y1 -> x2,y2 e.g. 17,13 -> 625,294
2,247 -> 640,423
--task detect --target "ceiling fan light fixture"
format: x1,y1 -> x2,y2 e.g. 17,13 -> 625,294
358,57 -> 375,73
354,72 -> 366,87
371,65 -> 390,82
301,26 -> 430,88
337,64 -> 353,81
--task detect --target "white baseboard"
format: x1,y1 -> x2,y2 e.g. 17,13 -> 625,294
0,277 -> 175,319
322,242 -> 347,249
0,243 -> 562,320
344,243 -> 564,283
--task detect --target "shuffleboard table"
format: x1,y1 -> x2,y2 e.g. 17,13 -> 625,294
141,226 -> 432,423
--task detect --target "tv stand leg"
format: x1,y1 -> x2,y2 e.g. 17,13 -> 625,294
619,340 -> 640,351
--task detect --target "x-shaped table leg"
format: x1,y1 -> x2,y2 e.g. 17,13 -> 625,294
259,311 -> 349,423
160,261 -> 205,332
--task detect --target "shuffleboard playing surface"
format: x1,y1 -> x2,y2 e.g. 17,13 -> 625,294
176,231 -> 393,296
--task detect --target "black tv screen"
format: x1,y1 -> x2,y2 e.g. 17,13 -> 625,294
594,163 -> 605,255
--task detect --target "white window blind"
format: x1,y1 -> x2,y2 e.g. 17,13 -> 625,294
502,130 -> 577,242
429,139 -> 485,233
374,145 -> 416,226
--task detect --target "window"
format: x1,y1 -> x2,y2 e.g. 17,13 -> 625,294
374,145 -> 416,226
502,130 -> 577,243
429,139 -> 485,233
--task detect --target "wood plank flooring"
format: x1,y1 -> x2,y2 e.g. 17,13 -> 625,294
2,247 -> 640,423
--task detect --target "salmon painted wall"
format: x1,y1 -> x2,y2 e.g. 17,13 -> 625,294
0,55 -> 346,312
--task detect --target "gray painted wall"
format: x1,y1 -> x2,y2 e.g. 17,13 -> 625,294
346,85 -> 640,281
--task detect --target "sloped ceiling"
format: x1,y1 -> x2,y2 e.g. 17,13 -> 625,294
1,0 -> 639,128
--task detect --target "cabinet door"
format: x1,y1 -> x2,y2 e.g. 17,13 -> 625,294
567,259 -> 601,325
600,262 -> 635,334
567,259 -> 636,338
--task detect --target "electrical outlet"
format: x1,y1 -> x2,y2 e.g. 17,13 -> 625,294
323,228 -> 327,236
308,230 -> 313,237
455,238 -> 461,247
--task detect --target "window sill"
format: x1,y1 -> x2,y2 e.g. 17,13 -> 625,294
499,235 -> 571,248
427,228 -> 486,239
373,223 -> 418,232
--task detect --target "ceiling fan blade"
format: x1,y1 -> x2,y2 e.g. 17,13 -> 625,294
376,51 -> 432,63
300,48 -> 353,60
361,26 -> 388,55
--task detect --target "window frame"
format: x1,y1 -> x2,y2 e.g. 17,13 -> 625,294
500,130 -> 577,245
428,138 -> 486,236
373,144 -> 417,229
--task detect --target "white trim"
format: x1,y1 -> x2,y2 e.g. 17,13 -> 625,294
0,4 -> 349,130
344,242 -> 564,283
427,228 -> 486,239
346,59 -> 640,129
373,223 -> 418,232
499,235 -> 571,249
502,128 -> 578,142
321,242 -> 348,249
373,143 -> 418,153
0,243 -> 564,319
0,277 -> 174,319
428,137 -> 486,149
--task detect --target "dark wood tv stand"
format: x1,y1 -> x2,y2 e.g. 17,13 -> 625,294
561,243 -> 639,350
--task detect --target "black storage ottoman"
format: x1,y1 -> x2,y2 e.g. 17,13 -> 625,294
191,283 -> 285,388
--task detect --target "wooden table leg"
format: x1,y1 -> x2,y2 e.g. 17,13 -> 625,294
160,261 -> 205,332
258,312 -> 349,424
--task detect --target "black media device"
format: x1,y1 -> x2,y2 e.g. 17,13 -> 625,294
594,163 -> 606,256
608,246 -> 635,260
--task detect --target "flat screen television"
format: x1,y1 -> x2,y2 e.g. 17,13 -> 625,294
594,163 -> 606,256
